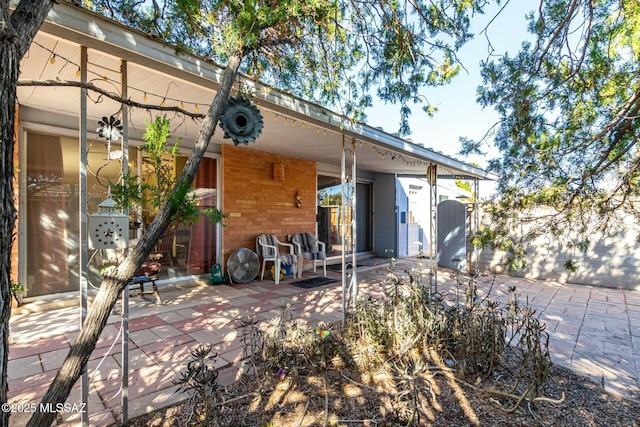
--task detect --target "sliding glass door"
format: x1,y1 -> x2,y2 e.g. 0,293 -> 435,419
317,175 -> 372,258
24,130 -> 221,297
137,155 -> 220,279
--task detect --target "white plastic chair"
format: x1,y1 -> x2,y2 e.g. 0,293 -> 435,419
256,234 -> 298,284
292,232 -> 327,276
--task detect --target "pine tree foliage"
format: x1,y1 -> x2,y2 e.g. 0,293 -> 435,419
463,0 -> 640,264
87,0 -> 490,135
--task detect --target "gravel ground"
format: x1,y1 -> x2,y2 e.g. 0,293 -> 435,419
121,357 -> 640,427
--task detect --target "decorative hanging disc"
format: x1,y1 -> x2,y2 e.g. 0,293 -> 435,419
218,95 -> 264,145
97,115 -> 124,141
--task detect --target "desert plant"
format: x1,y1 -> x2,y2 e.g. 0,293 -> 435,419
182,259 -> 558,425
174,344 -> 225,426
499,288 -> 553,403
256,304 -> 350,377
348,260 -> 553,411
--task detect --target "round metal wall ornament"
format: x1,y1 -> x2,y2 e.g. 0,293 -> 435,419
219,95 -> 264,145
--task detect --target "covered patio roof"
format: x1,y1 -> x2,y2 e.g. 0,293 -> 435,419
18,1 -> 491,180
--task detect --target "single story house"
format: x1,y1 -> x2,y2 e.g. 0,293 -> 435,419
13,1 -> 491,300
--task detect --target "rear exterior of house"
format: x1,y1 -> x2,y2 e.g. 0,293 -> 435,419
12,1 -> 490,300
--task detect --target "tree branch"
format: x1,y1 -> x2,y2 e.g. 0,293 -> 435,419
17,79 -> 207,119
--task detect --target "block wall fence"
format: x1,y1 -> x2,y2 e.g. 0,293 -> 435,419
221,145 -> 317,266
477,208 -> 640,291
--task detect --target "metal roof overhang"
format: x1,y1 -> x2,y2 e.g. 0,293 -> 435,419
19,1 -> 492,180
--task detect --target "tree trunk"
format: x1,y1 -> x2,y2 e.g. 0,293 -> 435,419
0,42 -> 19,427
26,54 -> 242,427
1,1 -> 55,425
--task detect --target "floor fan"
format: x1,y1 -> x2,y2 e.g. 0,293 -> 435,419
226,248 -> 260,283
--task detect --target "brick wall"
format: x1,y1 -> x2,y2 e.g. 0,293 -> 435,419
11,105 -> 19,283
221,145 -> 317,264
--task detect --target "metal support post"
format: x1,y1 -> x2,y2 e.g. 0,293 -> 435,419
79,45 -> 89,427
340,135 -> 358,324
427,164 -> 438,293
120,59 -> 129,425
473,177 -> 480,275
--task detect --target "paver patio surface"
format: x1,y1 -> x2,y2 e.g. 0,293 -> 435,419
7,258 -> 639,425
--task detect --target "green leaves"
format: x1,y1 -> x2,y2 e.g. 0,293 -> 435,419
111,115 -> 228,227
472,0 -> 640,259
109,170 -> 149,211
87,0 -> 488,137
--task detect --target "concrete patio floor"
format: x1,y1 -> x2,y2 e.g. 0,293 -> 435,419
7,258 -> 640,426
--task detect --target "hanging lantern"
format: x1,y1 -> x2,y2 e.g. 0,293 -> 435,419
88,198 -> 129,250
218,95 -> 264,145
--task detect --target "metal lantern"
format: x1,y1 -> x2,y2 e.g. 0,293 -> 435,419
218,95 -> 264,145
88,198 -> 129,250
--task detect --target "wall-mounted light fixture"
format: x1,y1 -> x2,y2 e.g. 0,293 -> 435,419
295,191 -> 302,208
273,163 -> 285,181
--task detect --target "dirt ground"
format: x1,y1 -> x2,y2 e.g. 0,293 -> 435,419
122,358 -> 639,427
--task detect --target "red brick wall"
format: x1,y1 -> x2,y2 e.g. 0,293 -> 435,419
221,145 -> 317,264
11,105 -> 19,283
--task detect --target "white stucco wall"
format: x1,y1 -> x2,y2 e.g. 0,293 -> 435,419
478,213 -> 640,291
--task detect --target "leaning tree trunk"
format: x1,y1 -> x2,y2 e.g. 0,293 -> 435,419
26,54 -> 242,427
1,1 -> 55,425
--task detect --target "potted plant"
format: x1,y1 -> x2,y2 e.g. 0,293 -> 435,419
10,281 -> 25,307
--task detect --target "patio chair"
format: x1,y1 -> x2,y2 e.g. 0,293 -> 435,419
131,260 -> 162,304
256,234 -> 298,284
153,232 -> 175,266
292,232 -> 327,277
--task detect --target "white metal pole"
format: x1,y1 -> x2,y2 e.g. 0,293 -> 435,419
428,164 -> 438,293
350,138 -> 357,308
340,134 -> 347,325
473,177 -> 480,275
120,59 -> 129,425
79,45 -> 89,427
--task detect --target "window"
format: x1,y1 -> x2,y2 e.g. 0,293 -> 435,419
24,130 -> 221,296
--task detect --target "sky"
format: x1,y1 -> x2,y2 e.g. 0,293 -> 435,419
365,1 -> 536,170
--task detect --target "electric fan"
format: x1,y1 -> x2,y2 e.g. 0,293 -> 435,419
226,248 -> 260,283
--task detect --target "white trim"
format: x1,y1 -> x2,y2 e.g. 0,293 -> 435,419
19,120 -> 147,147
18,125 -> 28,294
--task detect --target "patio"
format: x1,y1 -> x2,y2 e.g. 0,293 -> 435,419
7,258 -> 640,426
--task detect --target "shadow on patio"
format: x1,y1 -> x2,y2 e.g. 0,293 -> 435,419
7,257 -> 639,425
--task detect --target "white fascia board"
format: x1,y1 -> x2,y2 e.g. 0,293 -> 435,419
42,1 -> 491,180
42,2 -> 225,90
